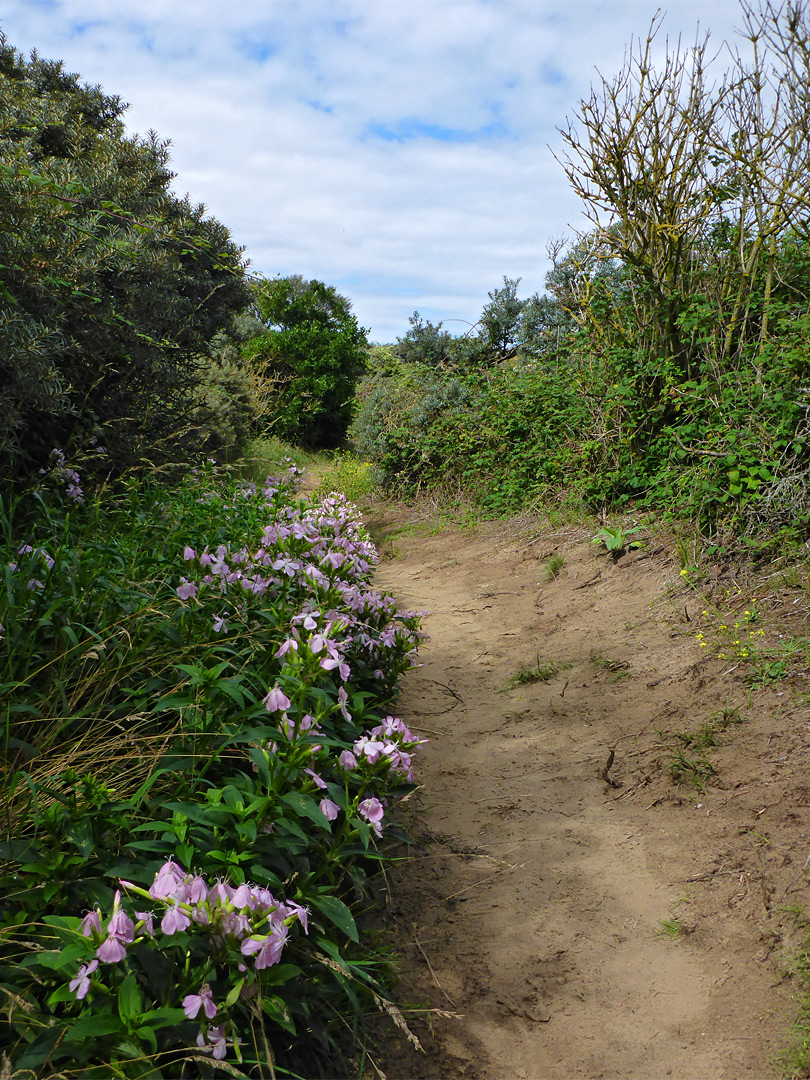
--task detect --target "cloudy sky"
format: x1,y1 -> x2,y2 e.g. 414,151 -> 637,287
1,0 -> 745,342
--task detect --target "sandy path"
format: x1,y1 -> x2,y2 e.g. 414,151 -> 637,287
369,508 -> 807,1080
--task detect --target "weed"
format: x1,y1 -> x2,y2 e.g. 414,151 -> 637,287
509,656 -> 568,686
544,552 -> 566,581
668,748 -> 716,790
657,917 -> 684,938
776,913 -> 810,1078
591,524 -> 644,560
590,650 -> 630,676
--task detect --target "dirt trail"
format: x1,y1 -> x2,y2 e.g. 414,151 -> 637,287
367,506 -> 810,1080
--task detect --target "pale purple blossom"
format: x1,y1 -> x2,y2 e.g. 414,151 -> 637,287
149,860 -> 187,901
96,935 -> 127,963
197,1025 -> 229,1060
320,798 -> 340,822
69,959 -> 98,1000
135,911 -> 155,936
275,637 -> 298,657
354,736 -> 387,764
338,750 -> 358,771
241,923 -> 288,969
176,578 -> 198,600
161,902 -> 191,936
304,768 -> 327,789
263,686 -> 291,713
79,909 -> 102,937
183,983 -> 218,1020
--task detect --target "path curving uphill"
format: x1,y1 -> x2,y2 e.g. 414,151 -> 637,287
370,506 -> 806,1080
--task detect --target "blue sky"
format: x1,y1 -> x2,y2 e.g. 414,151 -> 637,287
1,0 -> 744,342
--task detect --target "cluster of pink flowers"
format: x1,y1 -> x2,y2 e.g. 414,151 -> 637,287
67,862 -> 311,1062
174,485 -> 424,679
340,716 -> 428,784
73,862 -> 307,989
38,447 -> 84,503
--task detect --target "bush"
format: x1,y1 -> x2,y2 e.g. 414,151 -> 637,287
0,35 -> 249,483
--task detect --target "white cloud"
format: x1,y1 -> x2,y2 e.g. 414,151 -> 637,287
1,0 -> 745,341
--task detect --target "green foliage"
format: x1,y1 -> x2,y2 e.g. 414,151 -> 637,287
352,353 -> 590,514
0,35 -> 250,482
591,525 -> 644,558
0,457 -> 425,1077
352,7 -> 810,558
315,452 -> 382,503
246,275 -> 369,448
508,656 -> 568,686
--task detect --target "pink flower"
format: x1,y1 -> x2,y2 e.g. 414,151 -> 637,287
183,546 -> 196,561
241,924 -> 289,969
304,767 -> 327,789
339,750 -> 358,771
320,798 -> 340,822
79,909 -> 102,937
354,736 -> 386,764
135,911 -> 155,936
357,797 -> 385,836
176,578 -> 198,600
208,880 -> 233,905
183,983 -> 218,1020
161,902 -> 191,935
149,860 -> 186,901
69,959 -> 98,1000
96,935 -> 127,963
197,1025 -> 229,1060
230,884 -> 252,909
107,898 -> 135,944
263,686 -> 291,713
338,685 -> 351,721
212,612 -> 228,633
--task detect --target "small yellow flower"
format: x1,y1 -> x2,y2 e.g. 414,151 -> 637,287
680,568 -> 688,577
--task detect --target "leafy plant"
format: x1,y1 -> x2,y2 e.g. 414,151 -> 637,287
591,525 -> 644,559
0,455 -> 427,1077
245,275 -> 369,448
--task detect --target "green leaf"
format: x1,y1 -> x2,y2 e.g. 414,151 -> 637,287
224,976 -> 245,1008
281,791 -> 331,830
263,994 -> 296,1034
139,1006 -> 187,1030
68,1012 -> 126,1040
310,894 -> 358,942
118,973 -> 142,1023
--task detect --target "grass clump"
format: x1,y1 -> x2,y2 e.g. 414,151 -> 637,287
543,552 -> 566,581
509,655 -> 568,686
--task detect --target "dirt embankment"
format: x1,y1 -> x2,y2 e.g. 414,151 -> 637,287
368,506 -> 810,1080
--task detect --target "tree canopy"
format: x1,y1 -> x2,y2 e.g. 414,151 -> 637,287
245,275 -> 369,448
0,35 -> 250,482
